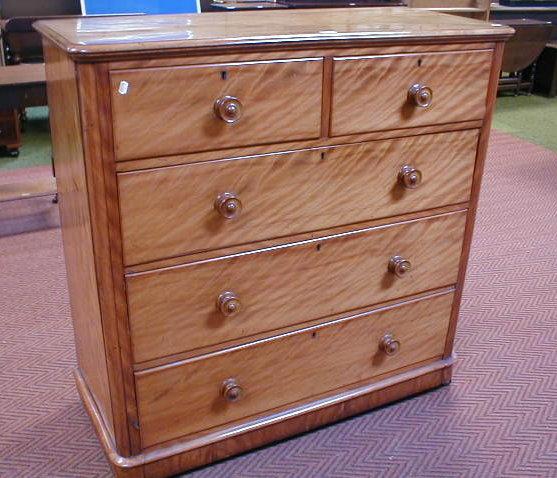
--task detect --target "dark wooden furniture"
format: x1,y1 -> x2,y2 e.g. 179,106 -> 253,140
499,0 -> 557,6
36,9 -> 512,477
0,63 -> 45,156
0,108 -> 19,153
206,0 -> 403,12
497,18 -> 554,94
491,1 -> 557,40
0,0 -> 81,64
534,41 -> 557,95
406,0 -> 490,20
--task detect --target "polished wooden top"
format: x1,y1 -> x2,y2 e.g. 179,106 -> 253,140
35,7 -> 513,60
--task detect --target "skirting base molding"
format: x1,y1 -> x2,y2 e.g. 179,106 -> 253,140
75,355 -> 455,478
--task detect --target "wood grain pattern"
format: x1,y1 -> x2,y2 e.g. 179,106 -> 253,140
119,130 -> 478,266
33,8 -> 513,60
76,62 -> 143,456
124,204 -> 467,275
127,211 -> 466,363
108,43 -> 497,71
110,59 -> 323,160
135,292 -> 454,448
42,42 -> 115,438
132,287 -> 455,371
114,120 -> 483,173
37,8 -> 511,475
331,49 -> 493,136
76,351 -> 452,478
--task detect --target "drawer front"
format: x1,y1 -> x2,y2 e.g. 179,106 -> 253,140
135,292 -> 454,447
110,59 -> 323,160
331,49 -> 492,136
118,130 -> 477,266
127,211 -> 466,363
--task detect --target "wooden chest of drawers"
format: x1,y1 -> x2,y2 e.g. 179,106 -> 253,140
36,8 -> 512,477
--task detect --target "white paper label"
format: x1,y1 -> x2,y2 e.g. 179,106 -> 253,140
118,81 -> 129,95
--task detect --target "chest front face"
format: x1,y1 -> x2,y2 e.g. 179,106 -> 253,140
37,9 -> 511,477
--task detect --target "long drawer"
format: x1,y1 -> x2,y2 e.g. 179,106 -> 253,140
135,291 -> 454,448
118,130 -> 478,266
331,49 -> 492,136
110,58 -> 323,160
127,211 -> 466,363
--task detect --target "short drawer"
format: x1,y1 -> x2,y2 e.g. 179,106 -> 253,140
135,291 -> 454,448
110,58 -> 323,160
127,211 -> 466,363
331,49 -> 493,136
118,130 -> 478,266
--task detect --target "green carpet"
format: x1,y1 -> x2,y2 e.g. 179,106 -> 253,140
0,107 -> 52,171
1,97 -> 556,171
493,94 -> 557,153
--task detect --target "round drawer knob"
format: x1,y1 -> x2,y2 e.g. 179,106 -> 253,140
398,165 -> 422,189
217,291 -> 241,317
215,192 -> 242,219
221,378 -> 243,403
214,96 -> 242,123
388,255 -> 412,278
408,83 -> 433,108
380,333 -> 401,356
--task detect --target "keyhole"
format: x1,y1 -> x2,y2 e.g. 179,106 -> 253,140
417,58 -> 423,67
221,71 -> 228,80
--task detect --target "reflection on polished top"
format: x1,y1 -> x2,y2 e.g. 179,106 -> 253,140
34,7 -> 513,58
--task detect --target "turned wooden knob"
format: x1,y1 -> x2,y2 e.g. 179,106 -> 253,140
215,192 -> 242,219
408,84 -> 433,108
217,291 -> 241,317
398,165 -> 422,189
214,96 -> 242,123
380,333 -> 401,356
388,255 -> 412,278
221,378 -> 243,402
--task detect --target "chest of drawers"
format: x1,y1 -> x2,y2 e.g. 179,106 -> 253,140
36,8 -> 512,477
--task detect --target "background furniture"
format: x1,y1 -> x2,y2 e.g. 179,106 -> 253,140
534,41 -> 557,95
0,63 -> 46,156
206,0 -> 403,12
499,0 -> 557,6
82,0 -> 199,14
407,0 -> 490,20
0,0 -> 80,160
0,0 -> 81,64
206,0 -> 488,16
491,1 -> 557,40
37,9 -> 511,478
497,18 -> 554,94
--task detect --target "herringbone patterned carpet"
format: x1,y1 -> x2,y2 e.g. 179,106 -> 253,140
1,131 -> 556,478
